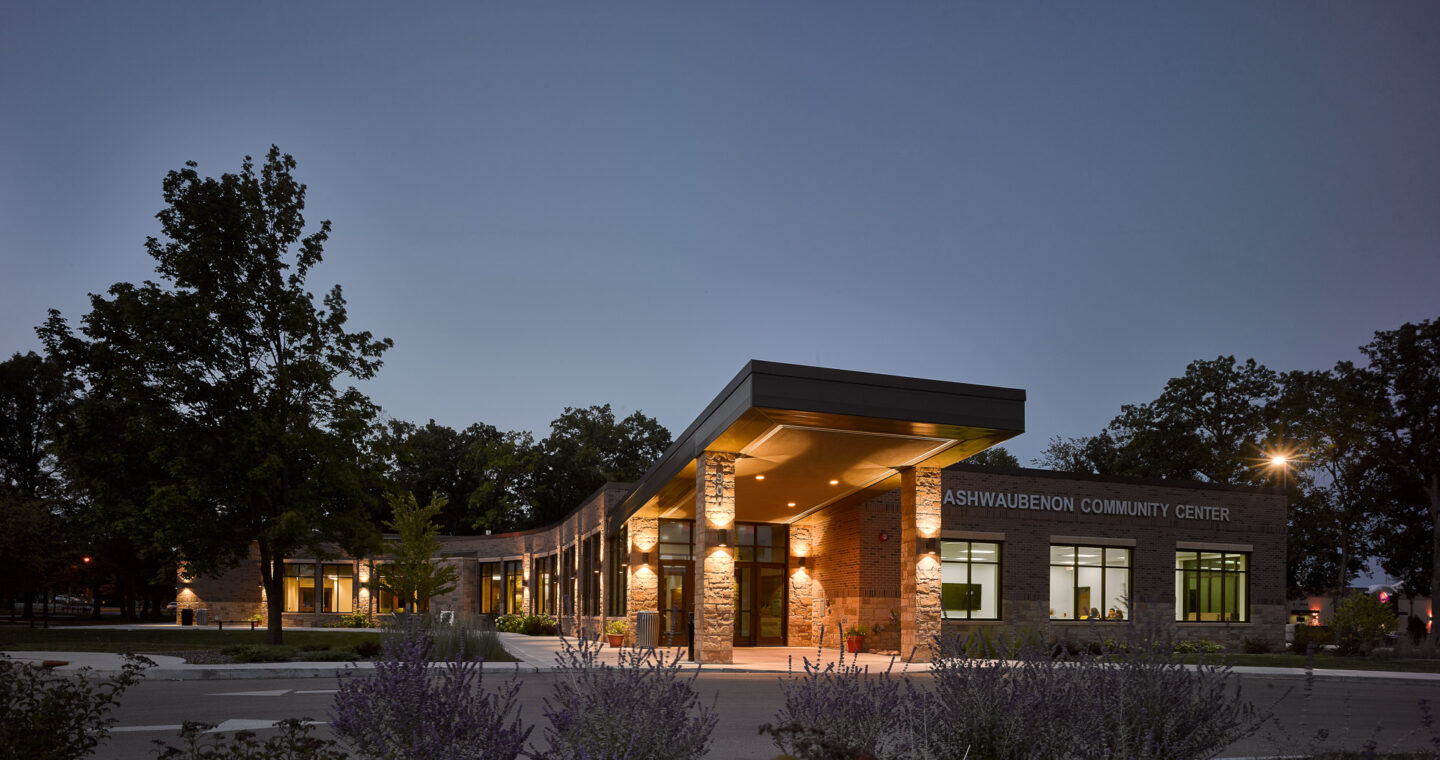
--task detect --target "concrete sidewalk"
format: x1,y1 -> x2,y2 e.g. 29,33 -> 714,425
7,632 -> 1440,682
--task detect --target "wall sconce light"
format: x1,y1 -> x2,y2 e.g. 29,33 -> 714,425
710,528 -> 730,547
798,556 -> 806,569
642,551 -> 650,565
918,537 -> 940,556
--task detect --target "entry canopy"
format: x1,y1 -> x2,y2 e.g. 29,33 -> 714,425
611,361 -> 1025,531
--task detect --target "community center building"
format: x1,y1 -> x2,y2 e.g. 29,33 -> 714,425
178,361 -> 1286,661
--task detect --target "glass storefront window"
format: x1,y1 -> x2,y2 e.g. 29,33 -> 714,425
1175,550 -> 1248,622
283,564 -> 315,613
1050,545 -> 1130,621
940,541 -> 1001,620
321,563 -> 353,613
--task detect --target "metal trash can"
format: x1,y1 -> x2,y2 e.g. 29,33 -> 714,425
195,608 -> 208,626
635,611 -> 659,648
181,608 -> 194,626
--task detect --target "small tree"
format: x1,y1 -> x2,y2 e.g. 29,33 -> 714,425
373,492 -> 458,613
1330,593 -> 1398,653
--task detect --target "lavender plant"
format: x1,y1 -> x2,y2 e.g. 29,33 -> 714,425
760,638 -> 905,760
535,635 -> 717,760
151,718 -> 348,760
0,652 -> 152,760
330,624 -> 529,760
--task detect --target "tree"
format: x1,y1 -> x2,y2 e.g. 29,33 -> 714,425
955,446 -> 1020,468
40,147 -> 391,643
380,420 -> 537,534
0,352 -> 74,619
374,492 -> 458,613
525,405 -> 670,528
1357,319 -> 1440,637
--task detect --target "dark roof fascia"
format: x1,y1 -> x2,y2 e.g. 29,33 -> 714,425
944,463 -> 1283,496
609,360 -> 1026,532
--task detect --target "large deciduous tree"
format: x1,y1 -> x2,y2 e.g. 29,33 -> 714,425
1358,319 -> 1439,633
526,404 -> 670,527
40,147 -> 391,643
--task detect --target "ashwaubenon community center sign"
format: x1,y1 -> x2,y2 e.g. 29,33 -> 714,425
942,488 -> 1233,522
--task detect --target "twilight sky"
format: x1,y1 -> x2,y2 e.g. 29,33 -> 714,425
3,2 -> 1438,468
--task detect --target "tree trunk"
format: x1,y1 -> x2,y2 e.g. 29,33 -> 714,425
259,539 -> 285,645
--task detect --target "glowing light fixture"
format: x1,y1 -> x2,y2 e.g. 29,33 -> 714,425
787,502 -> 796,507
1270,455 -> 1288,467
755,475 -> 765,480
829,479 -> 839,485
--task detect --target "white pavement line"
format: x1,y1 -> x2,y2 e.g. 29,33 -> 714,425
112,724 -> 185,734
294,689 -> 338,694
208,689 -> 293,697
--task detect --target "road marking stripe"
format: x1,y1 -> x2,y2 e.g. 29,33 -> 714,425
208,689 -> 292,697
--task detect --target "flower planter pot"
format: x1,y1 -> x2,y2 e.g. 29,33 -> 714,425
844,635 -> 865,654
608,634 -> 625,648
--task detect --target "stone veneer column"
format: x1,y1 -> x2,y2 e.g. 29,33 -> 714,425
900,467 -> 943,661
787,524 -> 814,647
693,451 -> 737,664
626,516 -> 658,646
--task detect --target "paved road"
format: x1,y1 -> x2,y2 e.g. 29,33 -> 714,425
96,671 -> 1437,760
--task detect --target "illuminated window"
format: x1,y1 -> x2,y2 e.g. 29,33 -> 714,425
321,563 -> 353,613
283,564 -> 315,613
504,560 -> 524,614
940,541 -> 1001,620
1050,545 -> 1130,621
1176,551 -> 1248,622
607,527 -> 628,617
480,562 -> 503,615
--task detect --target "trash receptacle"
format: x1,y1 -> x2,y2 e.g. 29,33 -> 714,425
635,610 -> 659,648
196,608 -> 208,626
181,608 -> 194,626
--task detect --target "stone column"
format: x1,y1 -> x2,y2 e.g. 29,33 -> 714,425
900,467 -> 943,661
788,524 -> 814,647
694,451 -> 737,664
626,516 -> 658,646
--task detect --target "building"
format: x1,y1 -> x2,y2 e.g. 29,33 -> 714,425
178,361 -> 1287,660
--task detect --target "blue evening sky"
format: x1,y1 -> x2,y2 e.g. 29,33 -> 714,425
3,2 -> 1438,470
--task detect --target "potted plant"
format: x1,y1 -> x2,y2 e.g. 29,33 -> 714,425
605,619 -> 627,648
844,624 -> 869,653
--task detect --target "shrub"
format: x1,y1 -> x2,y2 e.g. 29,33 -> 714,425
1291,625 -> 1333,654
353,640 -> 383,659
1242,637 -> 1271,654
1174,640 -> 1199,654
1408,615 -> 1429,645
386,611 -> 507,661
605,619 -> 627,636
522,614 -> 558,636
496,614 -> 525,633
761,640 -> 903,759
331,623 -> 529,760
221,645 -> 297,663
0,652 -> 152,760
327,611 -> 371,628
536,635 -> 717,760
152,718 -> 346,760
1331,594 -> 1397,653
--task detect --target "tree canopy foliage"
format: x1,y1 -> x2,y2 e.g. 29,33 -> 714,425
41,147 -> 392,642
373,492 -> 459,613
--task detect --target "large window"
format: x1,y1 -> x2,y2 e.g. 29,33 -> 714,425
607,527 -> 628,617
480,561 -> 503,614
658,519 -> 692,559
1050,545 -> 1130,621
581,534 -> 601,616
533,554 -> 555,616
504,560 -> 524,614
1176,550 -> 1249,622
283,564 -> 315,612
561,546 -> 576,615
321,563 -> 354,613
941,541 -> 1001,620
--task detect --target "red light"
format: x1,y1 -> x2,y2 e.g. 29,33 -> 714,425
1379,591 -> 1391,605
82,556 -> 91,563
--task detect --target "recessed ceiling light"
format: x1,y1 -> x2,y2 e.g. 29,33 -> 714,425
787,502 -> 796,507
755,475 -> 765,480
829,479 -> 839,485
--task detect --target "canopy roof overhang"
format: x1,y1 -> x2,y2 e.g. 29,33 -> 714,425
609,361 -> 1025,532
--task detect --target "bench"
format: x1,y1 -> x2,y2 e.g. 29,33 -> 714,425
215,619 -> 260,631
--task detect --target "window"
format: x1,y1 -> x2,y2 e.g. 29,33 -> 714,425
940,541 -> 1001,620
374,587 -> 405,614
658,519 -> 692,560
1176,550 -> 1248,622
283,564 -> 315,613
533,555 -> 555,616
607,527 -> 628,617
321,563 -> 353,613
480,561 -> 503,614
561,546 -> 576,615
504,560 -> 524,614
1050,545 -> 1130,621
733,523 -> 787,563
581,534 -> 601,616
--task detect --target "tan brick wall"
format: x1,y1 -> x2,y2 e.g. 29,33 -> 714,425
901,467 -> 943,661
626,515 -> 659,646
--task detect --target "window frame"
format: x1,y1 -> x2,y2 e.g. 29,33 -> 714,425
1175,549 -> 1250,623
939,540 -> 1003,621
1049,544 -> 1132,622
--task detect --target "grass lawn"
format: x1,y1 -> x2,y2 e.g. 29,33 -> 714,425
1186,652 -> 1440,674
0,626 -> 383,654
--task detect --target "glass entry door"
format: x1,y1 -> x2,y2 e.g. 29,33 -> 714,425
660,562 -> 691,647
733,523 -> 788,646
